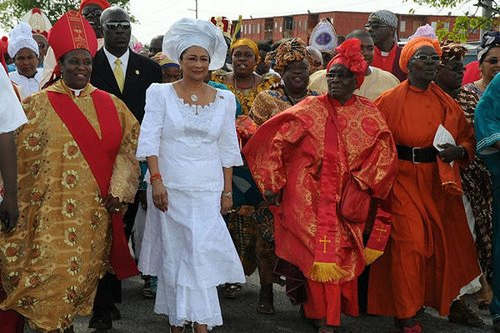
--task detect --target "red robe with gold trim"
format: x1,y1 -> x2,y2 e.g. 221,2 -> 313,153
243,94 -> 398,325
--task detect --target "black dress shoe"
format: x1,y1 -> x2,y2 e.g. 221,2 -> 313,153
89,310 -> 112,330
111,304 -> 121,321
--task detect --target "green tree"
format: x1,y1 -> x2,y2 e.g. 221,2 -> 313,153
0,0 -> 131,31
406,0 -> 499,41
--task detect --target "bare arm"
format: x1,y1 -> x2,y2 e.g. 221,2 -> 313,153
147,156 -> 168,212
0,132 -> 19,232
221,167 -> 233,214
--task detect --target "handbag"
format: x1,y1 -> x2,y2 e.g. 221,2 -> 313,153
340,177 -> 372,224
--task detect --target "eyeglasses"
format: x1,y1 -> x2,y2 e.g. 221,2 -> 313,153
105,22 -> 131,30
364,23 -> 388,30
483,58 -> 499,65
413,54 -> 441,62
326,73 -> 354,79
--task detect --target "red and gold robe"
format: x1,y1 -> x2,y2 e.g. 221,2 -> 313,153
243,94 -> 398,325
0,80 -> 139,331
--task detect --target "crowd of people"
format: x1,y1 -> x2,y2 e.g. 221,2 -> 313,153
0,1 -> 499,333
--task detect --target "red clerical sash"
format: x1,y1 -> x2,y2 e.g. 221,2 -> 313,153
309,97 -> 349,282
47,89 -> 139,280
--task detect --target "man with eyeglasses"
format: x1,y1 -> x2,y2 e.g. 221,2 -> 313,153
368,37 -> 480,333
365,10 -> 407,82
89,6 -> 162,332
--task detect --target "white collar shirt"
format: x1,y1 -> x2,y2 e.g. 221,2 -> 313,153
103,47 -> 130,78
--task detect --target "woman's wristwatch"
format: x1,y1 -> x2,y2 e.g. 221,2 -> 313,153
222,191 -> 232,198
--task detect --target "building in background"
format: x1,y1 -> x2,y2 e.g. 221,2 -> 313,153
241,11 -> 482,42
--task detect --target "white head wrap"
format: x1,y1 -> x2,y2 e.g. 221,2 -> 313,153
408,24 -> 437,41
162,18 -> 227,70
20,8 -> 52,36
8,22 -> 39,58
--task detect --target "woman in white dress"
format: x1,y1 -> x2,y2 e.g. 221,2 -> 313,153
136,18 -> 245,333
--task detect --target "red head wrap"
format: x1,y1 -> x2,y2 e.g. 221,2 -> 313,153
49,11 -> 98,61
0,36 -> 8,72
399,36 -> 442,74
79,0 -> 111,12
326,38 -> 367,88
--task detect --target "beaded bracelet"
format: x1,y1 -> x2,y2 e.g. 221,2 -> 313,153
150,173 -> 162,184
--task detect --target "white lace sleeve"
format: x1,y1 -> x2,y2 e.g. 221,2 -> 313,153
218,91 -> 243,168
136,83 -> 165,160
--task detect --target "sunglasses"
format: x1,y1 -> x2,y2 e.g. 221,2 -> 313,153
413,54 -> 441,62
105,22 -> 131,30
484,58 -> 499,65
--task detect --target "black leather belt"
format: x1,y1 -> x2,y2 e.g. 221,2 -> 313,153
396,145 -> 437,163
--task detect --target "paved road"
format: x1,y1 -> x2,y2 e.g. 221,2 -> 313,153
45,274 -> 492,333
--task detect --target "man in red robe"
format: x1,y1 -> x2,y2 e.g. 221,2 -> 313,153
365,10 -> 407,82
244,39 -> 398,332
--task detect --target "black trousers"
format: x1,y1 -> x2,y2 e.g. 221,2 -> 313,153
93,198 -> 139,313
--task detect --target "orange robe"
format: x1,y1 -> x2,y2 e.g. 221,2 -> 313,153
244,94 -> 398,325
368,81 -> 481,318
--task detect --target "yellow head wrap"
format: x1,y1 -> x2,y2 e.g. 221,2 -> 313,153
230,38 -> 260,63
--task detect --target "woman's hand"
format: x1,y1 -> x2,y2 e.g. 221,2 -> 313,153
438,144 -> 466,163
104,195 -> 122,214
221,193 -> 233,215
264,190 -> 281,206
152,181 -> 168,212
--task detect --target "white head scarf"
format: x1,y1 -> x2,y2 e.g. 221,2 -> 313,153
162,18 -> 227,70
8,22 -> 39,58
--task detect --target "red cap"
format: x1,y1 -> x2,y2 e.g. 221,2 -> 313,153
79,0 -> 111,12
48,10 -> 98,61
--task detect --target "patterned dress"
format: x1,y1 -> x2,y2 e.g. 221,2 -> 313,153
0,80 -> 140,331
210,72 -> 280,276
456,87 -> 494,281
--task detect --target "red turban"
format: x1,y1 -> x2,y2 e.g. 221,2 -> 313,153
0,36 -> 8,72
48,11 -> 98,61
79,0 -> 111,12
326,38 -> 367,89
399,36 -> 442,74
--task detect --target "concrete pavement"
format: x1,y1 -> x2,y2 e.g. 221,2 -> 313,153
36,273 -> 492,333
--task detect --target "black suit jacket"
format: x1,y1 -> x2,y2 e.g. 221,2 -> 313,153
90,48 -> 162,123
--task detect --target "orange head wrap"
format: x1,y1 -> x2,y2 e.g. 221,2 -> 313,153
326,38 -> 367,89
79,0 -> 111,12
399,36 -> 442,74
230,38 -> 260,63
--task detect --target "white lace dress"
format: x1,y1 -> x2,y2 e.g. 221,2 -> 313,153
136,83 -> 245,328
